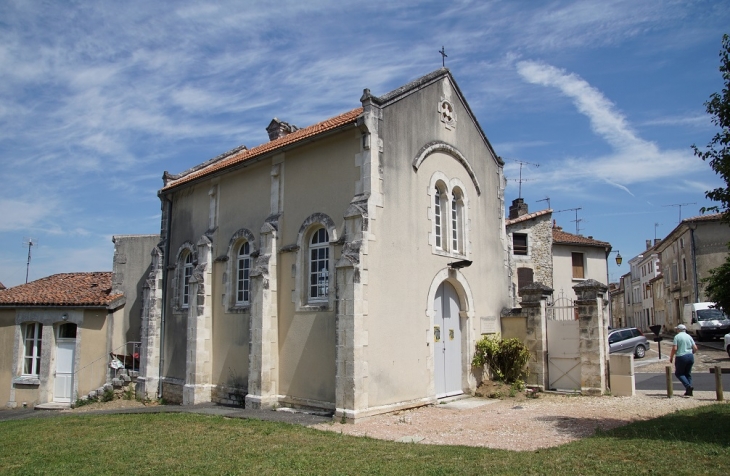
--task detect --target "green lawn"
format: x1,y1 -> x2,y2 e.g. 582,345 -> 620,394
1,403 -> 729,475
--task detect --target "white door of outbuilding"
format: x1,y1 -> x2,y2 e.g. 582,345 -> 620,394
546,319 -> 581,391
54,339 -> 75,403
434,281 -> 463,398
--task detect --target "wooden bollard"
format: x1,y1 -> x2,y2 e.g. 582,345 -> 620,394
666,366 -> 673,398
715,366 -> 724,401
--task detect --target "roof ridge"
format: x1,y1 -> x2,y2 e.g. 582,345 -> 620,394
162,107 -> 363,191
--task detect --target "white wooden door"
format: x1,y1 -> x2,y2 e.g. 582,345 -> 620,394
434,282 -> 463,398
54,339 -> 75,403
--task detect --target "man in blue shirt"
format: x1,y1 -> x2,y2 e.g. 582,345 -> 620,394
669,324 -> 698,396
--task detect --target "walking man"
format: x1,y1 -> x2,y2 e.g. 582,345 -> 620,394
669,324 -> 698,396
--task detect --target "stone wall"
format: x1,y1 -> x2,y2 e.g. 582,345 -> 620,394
507,214 -> 553,305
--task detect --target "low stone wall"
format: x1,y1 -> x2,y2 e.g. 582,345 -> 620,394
161,378 -> 184,404
212,385 -> 246,406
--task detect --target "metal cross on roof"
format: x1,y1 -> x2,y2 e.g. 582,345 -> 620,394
439,46 -> 447,67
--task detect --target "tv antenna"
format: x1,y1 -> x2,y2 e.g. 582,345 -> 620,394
537,196 -> 551,209
509,159 -> 540,199
554,207 -> 583,234
663,202 -> 696,223
23,237 -> 35,284
654,222 -> 662,241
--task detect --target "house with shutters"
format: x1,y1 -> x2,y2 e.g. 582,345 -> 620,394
136,68 -> 512,421
0,235 -> 158,408
505,198 -> 612,308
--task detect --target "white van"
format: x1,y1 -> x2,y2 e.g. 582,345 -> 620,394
681,302 -> 730,340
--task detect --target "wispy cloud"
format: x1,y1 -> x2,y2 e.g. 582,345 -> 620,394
516,60 -> 699,192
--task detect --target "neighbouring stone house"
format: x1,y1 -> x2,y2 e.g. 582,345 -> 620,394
654,213 -> 730,328
0,235 -> 158,408
505,198 -> 612,309
136,68 -> 512,421
609,281 -> 625,328
505,198 -> 553,306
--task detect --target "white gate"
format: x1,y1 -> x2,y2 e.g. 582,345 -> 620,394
434,281 -> 463,398
546,294 -> 581,391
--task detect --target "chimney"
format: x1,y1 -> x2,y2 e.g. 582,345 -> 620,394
646,239 -> 652,250
508,198 -> 529,219
654,238 -> 661,246
266,118 -> 299,141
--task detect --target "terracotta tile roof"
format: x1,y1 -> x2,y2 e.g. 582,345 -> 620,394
0,272 -> 122,307
682,213 -> 723,223
163,107 -> 363,191
552,227 -> 611,248
505,209 -> 552,226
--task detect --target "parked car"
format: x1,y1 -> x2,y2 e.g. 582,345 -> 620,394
608,327 -> 650,358
724,332 -> 730,359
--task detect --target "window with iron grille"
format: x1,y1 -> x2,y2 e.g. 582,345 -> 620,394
309,228 -> 329,301
182,252 -> 193,308
236,242 -> 251,304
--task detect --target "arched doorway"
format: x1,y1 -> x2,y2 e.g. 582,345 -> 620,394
433,281 -> 463,397
54,323 -> 77,403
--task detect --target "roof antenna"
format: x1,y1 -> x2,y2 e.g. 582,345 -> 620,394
663,202 -> 696,224
439,46 -> 447,67
508,159 -> 540,199
23,237 -> 35,284
537,196 -> 551,209
554,207 -> 583,234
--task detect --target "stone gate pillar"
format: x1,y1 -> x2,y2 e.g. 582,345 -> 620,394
519,283 -> 553,390
246,218 -> 279,409
137,246 -> 164,400
183,235 -> 214,405
573,279 -> 609,395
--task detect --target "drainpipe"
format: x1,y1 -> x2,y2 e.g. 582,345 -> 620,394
158,194 -> 173,399
689,224 -> 699,302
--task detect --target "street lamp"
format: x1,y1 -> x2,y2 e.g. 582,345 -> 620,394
609,250 -> 622,266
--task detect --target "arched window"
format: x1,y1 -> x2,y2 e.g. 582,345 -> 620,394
309,227 -> 329,302
434,184 -> 447,250
451,188 -> 464,254
23,323 -> 42,376
182,252 -> 193,308
236,241 -> 251,304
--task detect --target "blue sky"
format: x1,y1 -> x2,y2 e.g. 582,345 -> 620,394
0,0 -> 728,288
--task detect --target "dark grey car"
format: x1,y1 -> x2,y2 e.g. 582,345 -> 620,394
608,327 -> 650,358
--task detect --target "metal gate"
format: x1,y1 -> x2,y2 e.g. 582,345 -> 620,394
546,293 -> 581,391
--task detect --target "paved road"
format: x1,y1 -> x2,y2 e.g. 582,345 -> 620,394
635,372 -> 730,392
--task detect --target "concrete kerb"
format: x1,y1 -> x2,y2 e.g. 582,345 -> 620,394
0,403 -> 332,426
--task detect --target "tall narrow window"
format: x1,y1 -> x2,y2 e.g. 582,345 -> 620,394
434,186 -> 443,249
182,252 -> 193,308
572,252 -> 585,279
309,228 -> 329,301
23,323 -> 42,376
513,233 -> 528,255
236,242 -> 251,304
451,189 -> 464,253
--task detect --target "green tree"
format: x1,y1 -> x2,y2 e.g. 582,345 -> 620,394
694,34 -> 730,311
694,34 -> 730,217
